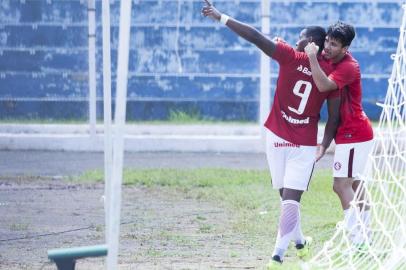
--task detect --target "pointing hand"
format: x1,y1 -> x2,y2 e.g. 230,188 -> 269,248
201,0 -> 221,21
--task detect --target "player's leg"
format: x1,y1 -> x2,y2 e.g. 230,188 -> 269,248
353,180 -> 370,212
271,188 -> 304,263
286,187 -> 312,259
283,188 -> 304,245
265,130 -> 286,192
284,145 -> 316,258
333,141 -> 373,244
333,143 -> 359,239
352,139 -> 374,211
265,129 -> 287,263
351,140 -> 374,244
265,130 -> 287,268
269,143 -> 316,265
333,177 -> 354,210
333,177 -> 358,236
278,188 -> 283,198
352,180 -> 371,245
333,143 -> 357,212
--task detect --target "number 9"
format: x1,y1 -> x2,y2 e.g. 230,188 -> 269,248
288,80 -> 312,115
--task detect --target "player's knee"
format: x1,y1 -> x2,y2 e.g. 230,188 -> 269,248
333,178 -> 352,194
333,181 -> 346,195
281,188 -> 303,202
333,183 -> 340,195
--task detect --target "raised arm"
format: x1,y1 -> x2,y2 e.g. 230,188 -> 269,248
202,0 -> 276,57
317,96 -> 340,161
305,42 -> 338,92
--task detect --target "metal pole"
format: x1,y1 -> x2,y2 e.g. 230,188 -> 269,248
101,0 -> 113,245
87,0 -> 97,137
259,0 -> 271,139
107,0 -> 132,269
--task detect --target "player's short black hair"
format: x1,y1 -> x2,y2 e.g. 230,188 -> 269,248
304,26 -> 326,54
327,21 -> 355,47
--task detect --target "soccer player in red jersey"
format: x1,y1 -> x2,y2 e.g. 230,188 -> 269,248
202,1 -> 340,267
305,21 -> 374,245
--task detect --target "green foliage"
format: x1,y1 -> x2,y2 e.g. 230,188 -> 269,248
168,109 -> 202,123
0,114 -> 255,124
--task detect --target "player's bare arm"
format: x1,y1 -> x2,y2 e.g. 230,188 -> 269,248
202,0 -> 276,57
317,96 -> 340,161
305,42 -> 338,92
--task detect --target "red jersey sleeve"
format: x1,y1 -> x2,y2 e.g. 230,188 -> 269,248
328,58 -> 357,90
271,42 -> 297,65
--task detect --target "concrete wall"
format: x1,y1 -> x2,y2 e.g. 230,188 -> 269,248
0,0 -> 403,121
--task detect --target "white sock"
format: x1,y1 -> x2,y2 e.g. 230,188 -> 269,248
272,200 -> 300,260
353,209 -> 371,244
344,207 -> 358,243
344,207 -> 357,231
294,207 -> 305,246
361,209 -> 371,228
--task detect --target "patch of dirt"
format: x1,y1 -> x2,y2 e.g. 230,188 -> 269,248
0,178 -> 269,270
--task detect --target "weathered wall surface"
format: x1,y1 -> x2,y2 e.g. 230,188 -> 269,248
0,0 -> 402,121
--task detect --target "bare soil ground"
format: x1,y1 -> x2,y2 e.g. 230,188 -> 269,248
0,151 -> 333,269
0,178 -> 268,270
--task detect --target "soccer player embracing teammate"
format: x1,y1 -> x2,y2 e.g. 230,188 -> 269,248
201,1 -> 342,268
305,21 -> 374,248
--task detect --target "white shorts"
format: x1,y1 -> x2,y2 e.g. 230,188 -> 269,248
333,140 -> 374,179
265,130 -> 317,191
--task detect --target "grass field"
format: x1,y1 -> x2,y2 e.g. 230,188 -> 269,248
77,168 -> 342,267
0,109 -> 254,124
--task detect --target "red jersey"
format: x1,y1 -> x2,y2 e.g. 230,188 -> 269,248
328,53 -> 374,144
264,42 -> 339,146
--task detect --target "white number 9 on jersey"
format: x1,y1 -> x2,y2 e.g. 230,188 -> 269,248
288,80 -> 312,115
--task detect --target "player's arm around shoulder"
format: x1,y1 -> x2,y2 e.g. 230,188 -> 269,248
201,0 -> 276,57
305,43 -> 337,92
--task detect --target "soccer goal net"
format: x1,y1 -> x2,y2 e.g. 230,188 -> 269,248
305,5 -> 406,270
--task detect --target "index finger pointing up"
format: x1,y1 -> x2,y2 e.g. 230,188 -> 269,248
204,0 -> 212,6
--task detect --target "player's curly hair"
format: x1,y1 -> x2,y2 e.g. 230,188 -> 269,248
327,21 -> 355,47
305,26 -> 326,54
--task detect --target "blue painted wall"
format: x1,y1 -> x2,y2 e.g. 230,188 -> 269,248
0,0 -> 403,121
